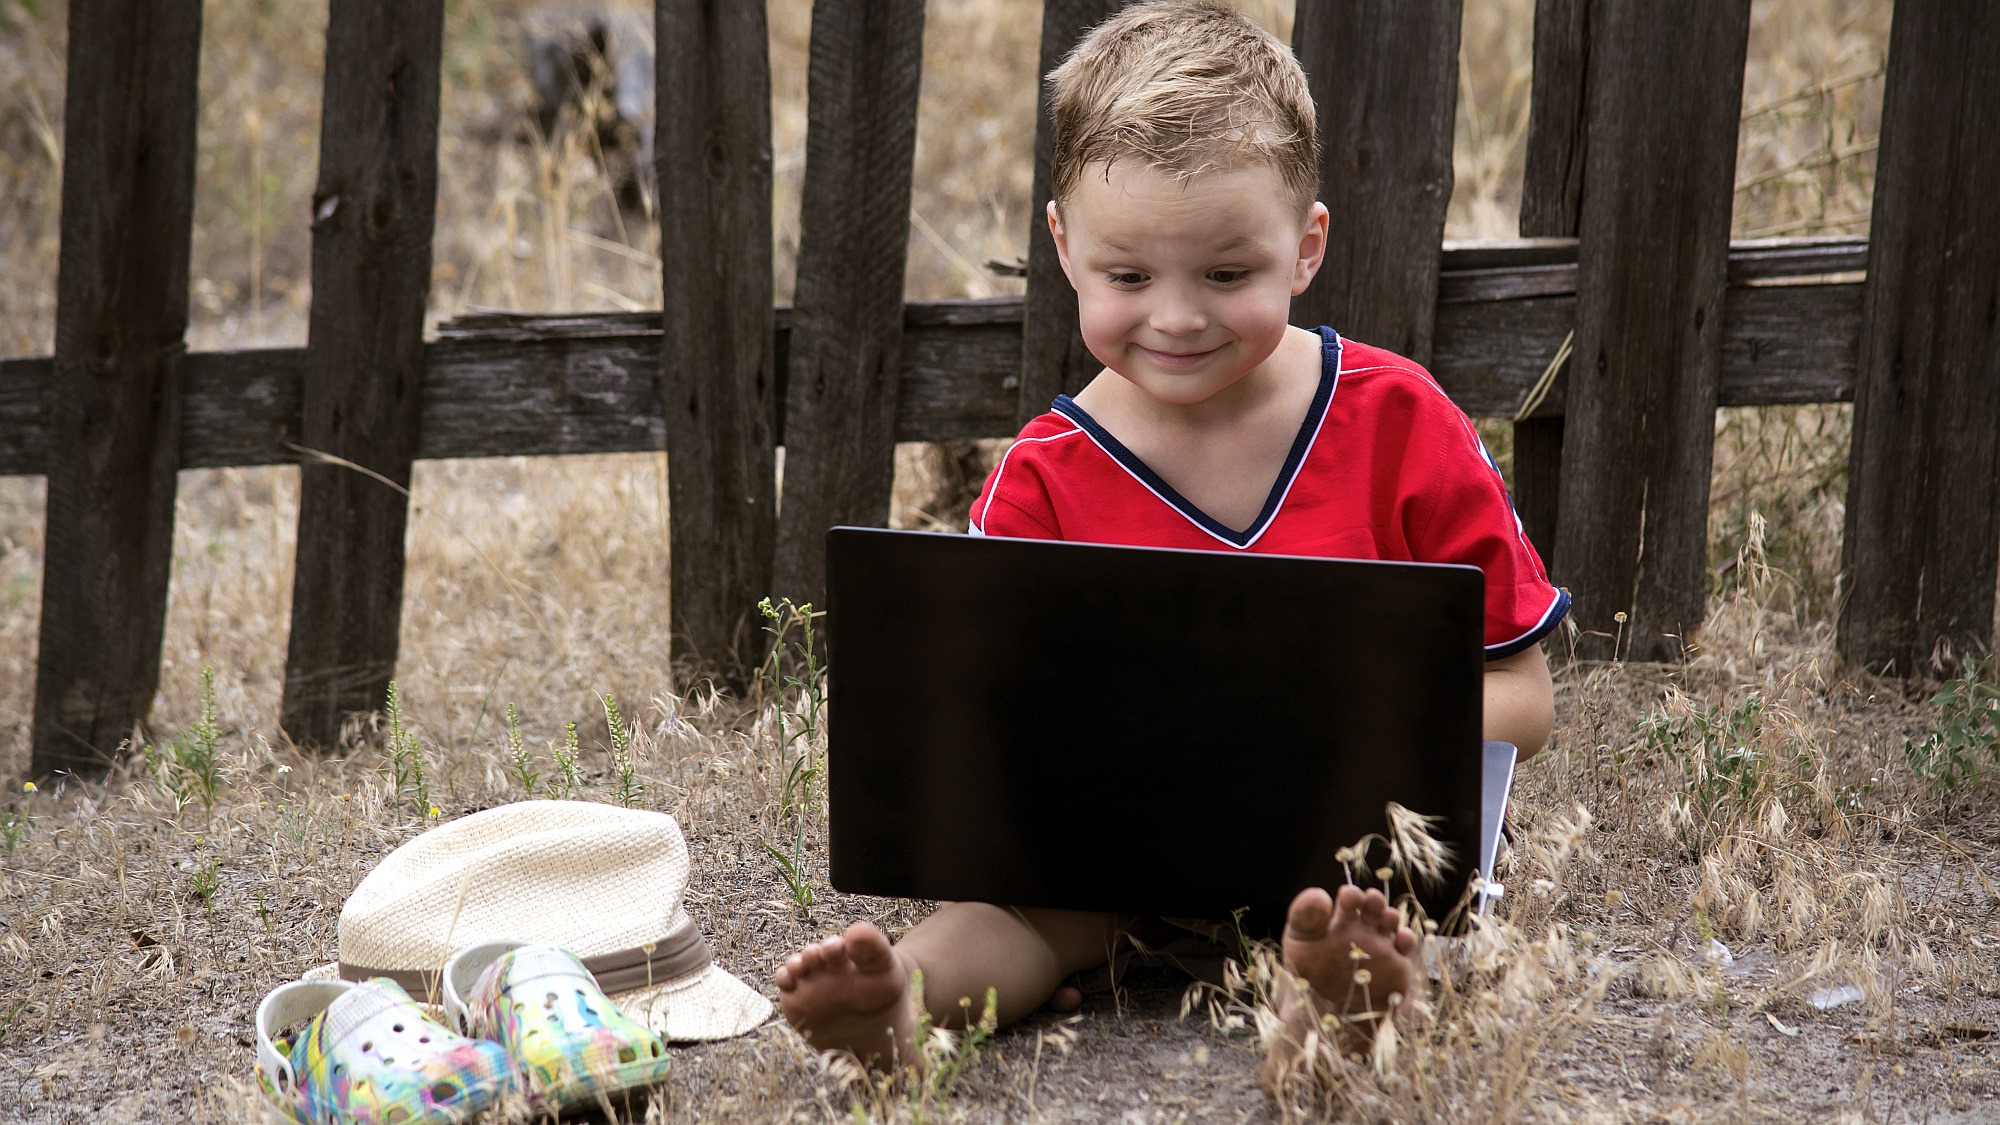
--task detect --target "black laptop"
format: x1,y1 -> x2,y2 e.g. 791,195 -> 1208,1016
824,526 -> 1496,927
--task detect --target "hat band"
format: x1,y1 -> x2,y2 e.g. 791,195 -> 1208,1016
339,921 -> 714,997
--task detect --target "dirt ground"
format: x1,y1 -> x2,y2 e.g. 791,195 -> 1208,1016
3,622 -> 1998,1123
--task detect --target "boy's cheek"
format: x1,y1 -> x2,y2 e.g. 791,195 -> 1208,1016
1076,290 -> 1139,343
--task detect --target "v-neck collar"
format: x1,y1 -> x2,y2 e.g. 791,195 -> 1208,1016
1050,328 -> 1343,550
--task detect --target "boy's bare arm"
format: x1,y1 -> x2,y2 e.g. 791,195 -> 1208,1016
1483,645 -> 1554,758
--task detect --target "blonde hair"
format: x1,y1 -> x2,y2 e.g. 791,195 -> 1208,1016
1047,0 -> 1318,211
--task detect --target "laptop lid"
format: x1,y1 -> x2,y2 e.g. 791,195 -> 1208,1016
825,527 -> 1487,925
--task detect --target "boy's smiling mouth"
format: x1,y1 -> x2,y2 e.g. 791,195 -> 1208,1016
1135,342 -> 1225,368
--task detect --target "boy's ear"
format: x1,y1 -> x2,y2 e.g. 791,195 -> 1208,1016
1292,202 -> 1330,296
1048,200 -> 1077,285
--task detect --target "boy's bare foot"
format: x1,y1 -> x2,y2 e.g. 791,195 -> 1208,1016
775,921 -> 922,1070
1259,885 -> 1418,1094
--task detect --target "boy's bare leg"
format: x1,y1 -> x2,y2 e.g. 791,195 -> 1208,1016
1260,885 -> 1418,1094
776,902 -> 1120,1070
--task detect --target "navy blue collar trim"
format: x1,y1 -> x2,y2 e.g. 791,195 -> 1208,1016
1050,328 -> 1343,548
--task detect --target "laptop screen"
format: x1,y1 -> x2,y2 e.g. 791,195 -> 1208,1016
825,527 -> 1486,926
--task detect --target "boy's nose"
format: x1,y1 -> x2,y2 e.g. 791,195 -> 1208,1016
1147,292 -> 1208,337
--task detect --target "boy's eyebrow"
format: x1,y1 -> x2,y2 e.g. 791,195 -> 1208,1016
1098,234 -> 1259,255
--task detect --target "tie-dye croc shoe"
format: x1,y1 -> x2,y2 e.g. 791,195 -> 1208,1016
443,941 -> 673,1112
255,978 -> 517,1125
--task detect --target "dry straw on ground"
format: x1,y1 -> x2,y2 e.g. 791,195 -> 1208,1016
5,0 -> 1999,1121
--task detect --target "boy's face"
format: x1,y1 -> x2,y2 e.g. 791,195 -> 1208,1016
1049,160 -> 1328,406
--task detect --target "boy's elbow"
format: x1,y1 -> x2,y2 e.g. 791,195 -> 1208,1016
1486,645 -> 1555,759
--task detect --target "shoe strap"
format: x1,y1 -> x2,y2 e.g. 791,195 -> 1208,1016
442,939 -> 528,1035
255,980 -> 353,1095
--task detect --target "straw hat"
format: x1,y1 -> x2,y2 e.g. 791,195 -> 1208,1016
309,800 -> 771,1041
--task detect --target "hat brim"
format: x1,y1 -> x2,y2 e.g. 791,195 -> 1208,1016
621,962 -> 775,1042
300,957 -> 773,1041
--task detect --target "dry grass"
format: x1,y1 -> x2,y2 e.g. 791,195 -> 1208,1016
6,0 -> 2000,1121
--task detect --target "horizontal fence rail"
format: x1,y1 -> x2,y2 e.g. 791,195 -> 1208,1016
0,237 -> 1865,478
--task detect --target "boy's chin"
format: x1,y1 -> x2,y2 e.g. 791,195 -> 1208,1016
1117,372 -> 1240,407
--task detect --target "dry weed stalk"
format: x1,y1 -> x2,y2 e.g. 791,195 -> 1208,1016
1185,806 -> 1611,1124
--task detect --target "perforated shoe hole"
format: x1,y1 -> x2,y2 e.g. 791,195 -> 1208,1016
431,1081 -> 460,1103
392,1023 -> 404,1033
618,1046 -> 636,1064
650,1043 -> 662,1057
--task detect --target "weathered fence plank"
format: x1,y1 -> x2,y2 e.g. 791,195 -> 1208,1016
656,0 -> 777,676
280,0 -> 445,747
772,0 -> 927,608
1290,0 -> 1461,362
1552,0 -> 1750,662
0,246 -> 1868,479
1839,0 -> 2000,674
1511,0 -> 1590,563
1016,0 -> 1135,426
30,0 -> 203,776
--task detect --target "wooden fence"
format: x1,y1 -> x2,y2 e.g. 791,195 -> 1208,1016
5,0 -> 1997,776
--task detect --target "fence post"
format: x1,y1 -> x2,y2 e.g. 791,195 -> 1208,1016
30,0 -> 203,776
1551,0 -> 1750,662
1511,0 -> 1589,563
772,0 -> 927,608
1838,0 -> 2000,675
1290,0 -> 1462,364
656,0 -> 777,679
280,0 -> 444,747
1016,0 -> 1137,426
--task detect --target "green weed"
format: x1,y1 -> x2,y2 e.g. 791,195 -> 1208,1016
761,836 -> 815,910
758,598 -> 828,910
1905,656 -> 2000,793
551,722 -> 582,800
1637,691 -> 1772,850
760,597 -> 828,820
0,810 -> 25,853
912,981 -> 999,1120
190,857 -> 222,909
604,693 -> 641,807
503,702 -> 539,797
144,667 -> 224,813
381,681 -> 431,818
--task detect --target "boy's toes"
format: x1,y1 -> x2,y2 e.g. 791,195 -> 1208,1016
796,942 -> 827,973
1394,926 -> 1418,956
1285,887 -> 1334,941
842,922 -> 897,973
1375,901 -> 1402,935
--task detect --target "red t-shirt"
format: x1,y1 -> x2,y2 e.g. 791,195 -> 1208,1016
968,328 -> 1569,658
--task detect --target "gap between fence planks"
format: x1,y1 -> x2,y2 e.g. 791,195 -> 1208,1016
771,0 -> 927,610
1015,0 -> 1138,428
1290,0 -> 1460,363
1838,0 -> 2000,675
280,0 -> 445,749
1552,0 -> 1752,663
1509,0 -> 1591,565
29,0 -> 204,776
655,0 -> 776,682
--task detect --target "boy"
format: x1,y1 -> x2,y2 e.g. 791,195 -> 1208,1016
776,0 -> 1565,1089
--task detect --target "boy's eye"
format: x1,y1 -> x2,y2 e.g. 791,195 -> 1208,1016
1107,271 -> 1148,287
1207,269 -> 1250,285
